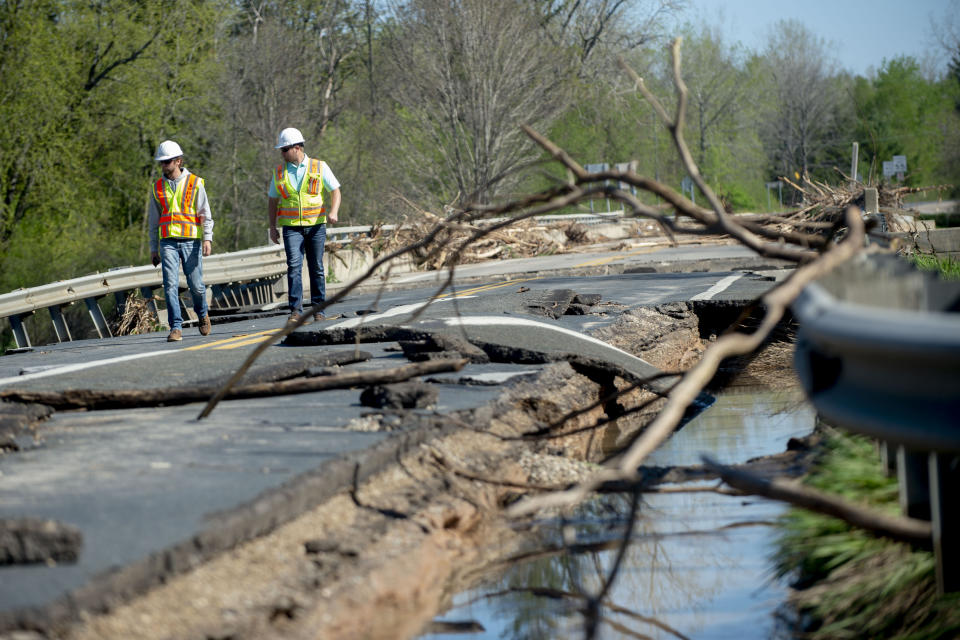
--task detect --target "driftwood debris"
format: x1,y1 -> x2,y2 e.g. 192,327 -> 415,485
0,358 -> 468,412
329,211 -> 595,271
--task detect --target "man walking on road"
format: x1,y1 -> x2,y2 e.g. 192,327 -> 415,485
268,127 -> 341,324
149,140 -> 214,342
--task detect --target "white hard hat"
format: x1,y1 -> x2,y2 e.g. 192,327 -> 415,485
275,127 -> 305,149
155,140 -> 184,162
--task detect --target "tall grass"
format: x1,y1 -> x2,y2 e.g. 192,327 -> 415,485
773,428 -> 960,639
910,253 -> 960,280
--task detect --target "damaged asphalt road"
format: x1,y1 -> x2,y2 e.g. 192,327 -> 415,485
0,268 -> 784,635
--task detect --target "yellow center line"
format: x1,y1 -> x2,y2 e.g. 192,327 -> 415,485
438,276 -> 541,299
214,334 -> 279,349
573,245 -> 665,268
182,329 -> 279,351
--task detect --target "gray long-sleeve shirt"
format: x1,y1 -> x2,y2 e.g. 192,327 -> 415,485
148,168 -> 214,253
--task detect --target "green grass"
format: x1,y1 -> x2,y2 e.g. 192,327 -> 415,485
773,429 -> 960,639
910,254 -> 960,280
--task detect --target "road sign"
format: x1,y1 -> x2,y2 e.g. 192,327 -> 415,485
584,163 -> 610,212
615,162 -> 635,193
883,161 -> 896,178
892,155 -> 907,173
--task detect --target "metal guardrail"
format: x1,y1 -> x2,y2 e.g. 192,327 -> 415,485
0,245 -> 290,349
0,212 -> 626,349
791,253 -> 960,593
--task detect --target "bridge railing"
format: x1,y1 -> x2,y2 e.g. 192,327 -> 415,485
792,252 -> 960,593
0,212 -> 625,349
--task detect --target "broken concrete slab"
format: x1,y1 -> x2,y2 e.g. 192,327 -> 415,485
0,519 -> 82,567
398,334 -> 490,364
360,383 -> 438,410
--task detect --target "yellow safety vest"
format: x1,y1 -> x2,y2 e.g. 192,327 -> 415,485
274,158 -> 327,227
154,173 -> 203,240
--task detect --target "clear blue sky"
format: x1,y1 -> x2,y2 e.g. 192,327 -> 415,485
679,0 -> 954,76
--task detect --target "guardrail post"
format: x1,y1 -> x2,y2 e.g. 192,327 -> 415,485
9,313 -> 32,348
897,447 -> 931,520
211,284 -> 240,308
863,187 -> 886,234
179,294 -> 198,325
864,187 -> 878,214
49,305 -> 73,343
930,452 -> 960,594
84,296 -> 113,339
878,441 -> 897,475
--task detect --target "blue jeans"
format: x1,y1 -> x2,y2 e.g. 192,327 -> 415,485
282,224 -> 326,314
160,239 -> 208,330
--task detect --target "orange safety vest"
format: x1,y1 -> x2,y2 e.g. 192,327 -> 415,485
274,158 -> 327,227
154,172 -> 203,240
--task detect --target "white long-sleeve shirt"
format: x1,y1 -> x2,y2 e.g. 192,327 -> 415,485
148,168 -> 214,253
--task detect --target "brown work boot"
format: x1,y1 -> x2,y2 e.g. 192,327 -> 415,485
313,312 -> 325,322
286,312 -> 301,326
198,314 -> 211,336
166,329 -> 182,342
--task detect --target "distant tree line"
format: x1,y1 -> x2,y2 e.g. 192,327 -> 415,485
1,0 -> 958,293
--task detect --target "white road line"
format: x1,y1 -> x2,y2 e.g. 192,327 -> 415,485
436,315 -> 650,362
690,273 -> 744,301
0,350 -> 175,387
328,299 -> 462,329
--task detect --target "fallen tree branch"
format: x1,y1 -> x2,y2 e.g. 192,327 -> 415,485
3,359 -> 467,411
702,456 -> 932,548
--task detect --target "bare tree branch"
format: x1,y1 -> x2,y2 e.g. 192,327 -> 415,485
703,456 -> 932,547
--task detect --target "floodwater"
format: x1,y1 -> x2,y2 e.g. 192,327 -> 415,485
421,388 -> 816,640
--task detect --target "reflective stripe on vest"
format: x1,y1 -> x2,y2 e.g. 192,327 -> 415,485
274,158 -> 326,227
155,173 -> 202,240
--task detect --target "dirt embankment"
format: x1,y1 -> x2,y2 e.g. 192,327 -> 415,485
36,302 -> 794,640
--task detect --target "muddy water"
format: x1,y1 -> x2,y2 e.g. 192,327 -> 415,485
421,388 -> 815,639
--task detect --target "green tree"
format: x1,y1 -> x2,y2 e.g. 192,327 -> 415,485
853,56 -> 956,188
0,0 -> 228,292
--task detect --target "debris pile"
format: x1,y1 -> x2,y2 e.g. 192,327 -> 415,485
774,177 -> 952,235
327,211 -> 651,270
113,291 -> 159,336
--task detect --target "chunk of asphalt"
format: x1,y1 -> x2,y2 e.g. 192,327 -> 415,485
572,293 -> 602,306
0,400 -> 54,452
0,518 -> 83,566
359,382 -> 438,409
522,289 -> 577,319
398,334 -> 489,363
284,326 -> 431,346
563,303 -> 594,316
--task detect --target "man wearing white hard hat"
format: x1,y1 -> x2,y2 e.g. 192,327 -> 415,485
148,140 -> 214,342
267,127 -> 341,324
